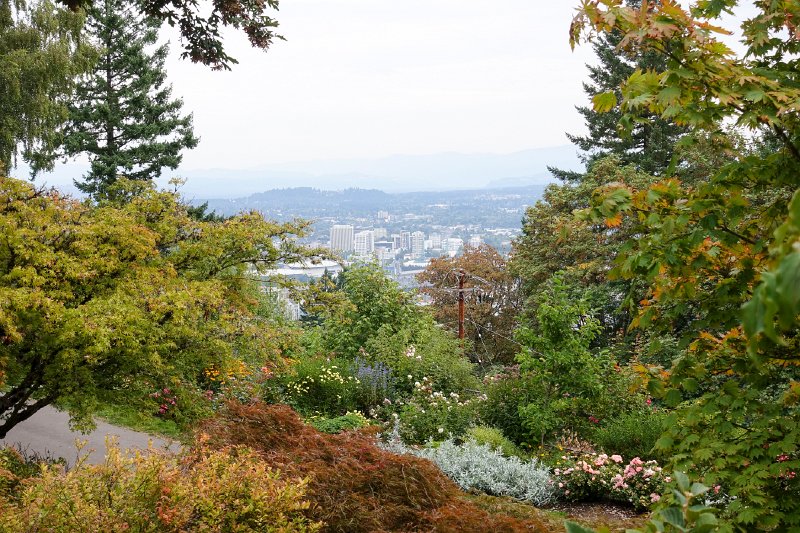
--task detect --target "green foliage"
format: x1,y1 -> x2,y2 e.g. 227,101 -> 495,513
64,0 -> 198,199
0,442 -> 320,532
363,324 -> 479,398
0,177 -> 320,438
320,264 -> 421,359
558,4 -> 687,180
480,368 -> 539,447
466,426 -> 524,458
281,357 -> 363,416
572,1 -> 800,528
397,378 -> 482,444
51,0 -> 280,70
514,277 -> 639,444
0,0 -> 96,174
590,409 -> 667,462
308,411 -> 369,434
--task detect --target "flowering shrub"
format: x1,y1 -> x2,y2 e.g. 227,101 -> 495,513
350,356 -> 395,411
145,380 -> 213,428
397,377 -> 485,443
0,441 -> 320,532
282,357 -> 362,416
552,452 -> 667,510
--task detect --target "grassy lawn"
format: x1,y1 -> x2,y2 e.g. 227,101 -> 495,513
94,402 -> 187,441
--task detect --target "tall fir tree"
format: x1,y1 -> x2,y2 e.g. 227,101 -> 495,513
64,0 -> 198,198
552,1 -> 686,181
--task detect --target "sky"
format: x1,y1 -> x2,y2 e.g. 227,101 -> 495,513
161,1 -> 595,170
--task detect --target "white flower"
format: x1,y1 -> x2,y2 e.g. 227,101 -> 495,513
438,428 -> 444,434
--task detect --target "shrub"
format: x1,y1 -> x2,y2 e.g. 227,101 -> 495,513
394,377 -> 485,444
552,451 -> 667,510
200,401 -> 547,532
466,426 -> 524,458
590,409 -> 667,461
480,367 -> 538,446
282,357 -> 362,416
0,441 -> 319,532
309,412 -> 370,434
0,448 -> 65,500
363,326 -> 480,398
411,439 -> 553,506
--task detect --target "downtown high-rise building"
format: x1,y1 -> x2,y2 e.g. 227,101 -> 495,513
354,230 -> 375,256
410,231 -> 425,257
330,224 -> 354,253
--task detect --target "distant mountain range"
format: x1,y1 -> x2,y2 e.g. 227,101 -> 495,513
18,145 -> 581,199
199,184 -> 549,223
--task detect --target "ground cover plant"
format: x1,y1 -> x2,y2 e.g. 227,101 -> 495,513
383,434 -> 553,506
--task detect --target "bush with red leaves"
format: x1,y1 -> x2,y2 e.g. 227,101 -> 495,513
200,401 -> 547,532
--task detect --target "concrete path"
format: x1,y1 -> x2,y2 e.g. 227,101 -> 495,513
0,406 -> 179,465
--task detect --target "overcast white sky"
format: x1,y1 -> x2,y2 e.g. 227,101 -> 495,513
162,1 -> 596,170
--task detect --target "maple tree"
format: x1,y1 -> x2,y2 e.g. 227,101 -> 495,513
572,0 -> 800,528
0,177 -> 320,438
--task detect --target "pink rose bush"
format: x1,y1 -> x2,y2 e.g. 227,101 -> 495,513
551,452 -> 666,509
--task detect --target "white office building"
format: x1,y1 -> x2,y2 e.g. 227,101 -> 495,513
410,231 -> 425,257
330,225 -> 354,253
354,230 -> 375,255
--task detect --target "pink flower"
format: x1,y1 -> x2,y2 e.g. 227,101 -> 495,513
610,454 -> 623,463
650,493 -> 661,503
558,483 -> 563,488
713,485 -> 721,494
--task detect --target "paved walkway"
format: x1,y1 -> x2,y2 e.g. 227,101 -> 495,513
0,406 -> 179,465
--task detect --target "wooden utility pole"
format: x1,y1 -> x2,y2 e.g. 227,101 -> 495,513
457,269 -> 465,340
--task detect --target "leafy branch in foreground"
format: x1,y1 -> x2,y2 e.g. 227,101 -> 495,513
572,0 -> 800,529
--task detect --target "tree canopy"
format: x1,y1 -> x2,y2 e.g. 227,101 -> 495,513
0,176 -> 320,438
58,0 -> 281,70
572,1 -> 800,528
0,0 -> 95,175
418,245 -> 522,365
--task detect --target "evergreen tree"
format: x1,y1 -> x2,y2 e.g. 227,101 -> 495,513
552,2 -> 686,181
64,0 -> 198,198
